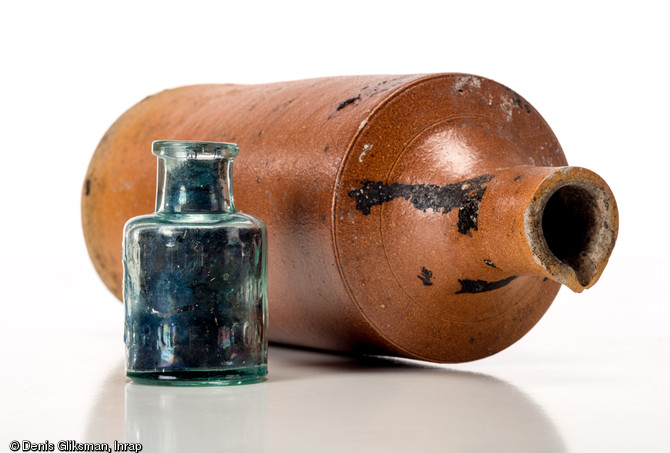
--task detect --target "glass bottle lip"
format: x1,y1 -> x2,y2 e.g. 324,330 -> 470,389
152,140 -> 239,160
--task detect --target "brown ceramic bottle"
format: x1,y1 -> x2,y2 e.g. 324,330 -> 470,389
82,74 -> 618,363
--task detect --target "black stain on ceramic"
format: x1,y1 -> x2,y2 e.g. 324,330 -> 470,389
348,174 -> 494,236
337,95 -> 362,111
510,90 -> 532,114
85,179 -> 91,196
418,267 -> 434,286
359,77 -> 404,98
484,259 -> 498,269
455,275 -> 517,294
330,79 -> 407,119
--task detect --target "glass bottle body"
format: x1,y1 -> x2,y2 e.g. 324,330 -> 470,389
123,141 -> 267,385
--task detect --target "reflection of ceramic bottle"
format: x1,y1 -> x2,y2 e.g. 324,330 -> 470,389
85,74 -> 618,363
265,349 -> 564,452
125,383 -> 267,451
123,141 -> 267,385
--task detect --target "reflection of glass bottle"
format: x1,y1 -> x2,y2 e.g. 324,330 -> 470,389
125,383 -> 268,451
123,141 -> 267,385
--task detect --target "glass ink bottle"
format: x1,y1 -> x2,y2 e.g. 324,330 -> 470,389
123,140 -> 267,385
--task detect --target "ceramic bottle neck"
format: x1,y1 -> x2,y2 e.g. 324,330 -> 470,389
475,166 -> 618,292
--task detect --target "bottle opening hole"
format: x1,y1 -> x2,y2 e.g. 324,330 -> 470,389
541,186 -> 599,285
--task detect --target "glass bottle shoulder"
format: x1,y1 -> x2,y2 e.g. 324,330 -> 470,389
123,211 -> 265,237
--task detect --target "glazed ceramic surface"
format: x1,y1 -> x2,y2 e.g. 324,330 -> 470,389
84,74 -> 617,362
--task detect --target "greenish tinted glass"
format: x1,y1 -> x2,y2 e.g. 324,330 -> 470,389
123,141 -> 268,385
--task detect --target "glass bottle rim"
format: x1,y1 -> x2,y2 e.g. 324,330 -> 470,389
152,140 -> 239,160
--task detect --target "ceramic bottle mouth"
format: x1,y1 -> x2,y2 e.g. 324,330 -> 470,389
525,167 -> 618,292
152,140 -> 239,160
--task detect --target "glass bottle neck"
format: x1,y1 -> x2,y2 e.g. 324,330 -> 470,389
155,157 -> 236,214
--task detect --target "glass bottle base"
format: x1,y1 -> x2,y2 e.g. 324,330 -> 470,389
127,365 -> 267,386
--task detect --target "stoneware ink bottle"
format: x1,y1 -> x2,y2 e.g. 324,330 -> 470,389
87,75 -> 618,363
123,140 -> 267,385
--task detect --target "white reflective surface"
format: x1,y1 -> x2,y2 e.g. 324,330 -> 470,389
119,350 -> 565,453
1,256 -> 669,452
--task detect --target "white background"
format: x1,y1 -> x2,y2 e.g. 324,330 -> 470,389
1,1 -> 668,452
